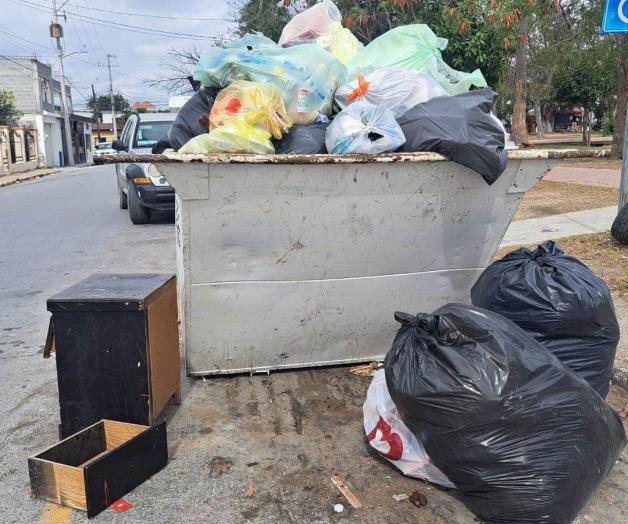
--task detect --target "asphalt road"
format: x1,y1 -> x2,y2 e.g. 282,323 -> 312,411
1,166 -> 626,524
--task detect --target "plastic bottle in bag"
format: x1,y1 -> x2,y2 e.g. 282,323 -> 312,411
335,68 -> 448,118
210,80 -> 292,139
194,35 -> 347,124
325,100 -> 405,154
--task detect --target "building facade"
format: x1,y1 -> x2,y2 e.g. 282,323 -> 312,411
0,57 -> 92,169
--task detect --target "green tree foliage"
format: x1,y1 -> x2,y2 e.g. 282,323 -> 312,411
87,93 -> 130,118
0,89 -> 22,124
235,0 -> 292,42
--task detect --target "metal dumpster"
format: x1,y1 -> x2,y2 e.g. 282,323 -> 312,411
101,150 -> 607,376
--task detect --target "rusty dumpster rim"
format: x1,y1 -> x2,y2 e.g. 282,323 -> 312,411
94,148 -> 611,165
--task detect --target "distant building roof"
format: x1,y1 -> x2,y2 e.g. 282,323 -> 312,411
130,101 -> 157,110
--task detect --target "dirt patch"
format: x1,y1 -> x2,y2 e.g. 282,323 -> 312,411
559,157 -> 622,170
208,456 -> 235,478
514,181 -> 618,221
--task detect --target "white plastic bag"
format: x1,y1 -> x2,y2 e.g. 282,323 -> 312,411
335,68 -> 448,118
363,370 -> 454,487
325,100 -> 405,154
278,0 -> 362,64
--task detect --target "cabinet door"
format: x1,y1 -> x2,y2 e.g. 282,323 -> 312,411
55,310 -> 150,437
146,282 -> 180,421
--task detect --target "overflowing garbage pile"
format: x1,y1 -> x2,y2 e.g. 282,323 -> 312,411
164,0 -> 512,184
364,243 -> 626,523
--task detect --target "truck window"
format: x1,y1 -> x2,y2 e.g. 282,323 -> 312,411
134,121 -> 172,148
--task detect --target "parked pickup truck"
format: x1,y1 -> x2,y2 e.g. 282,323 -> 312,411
112,112 -> 175,224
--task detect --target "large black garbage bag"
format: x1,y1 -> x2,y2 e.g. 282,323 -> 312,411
471,241 -> 620,398
398,87 -> 507,184
275,123 -> 328,154
385,303 -> 626,524
167,88 -> 217,151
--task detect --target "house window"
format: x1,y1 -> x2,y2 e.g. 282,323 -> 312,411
25,130 -> 36,161
9,129 -> 24,163
41,79 -> 50,104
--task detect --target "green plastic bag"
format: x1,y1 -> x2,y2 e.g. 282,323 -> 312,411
347,25 -> 486,95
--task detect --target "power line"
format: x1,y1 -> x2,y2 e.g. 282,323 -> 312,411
55,1 -> 235,22
0,54 -> 38,71
80,0 -> 109,63
0,27 -> 53,51
12,0 -> 225,40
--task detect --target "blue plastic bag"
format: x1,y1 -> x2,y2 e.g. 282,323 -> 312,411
193,34 -> 347,124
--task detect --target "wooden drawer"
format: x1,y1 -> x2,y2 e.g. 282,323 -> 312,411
28,420 -> 167,518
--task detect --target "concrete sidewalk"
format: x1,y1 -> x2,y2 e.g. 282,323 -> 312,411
0,164 -> 94,188
502,205 -> 618,247
544,166 -> 620,188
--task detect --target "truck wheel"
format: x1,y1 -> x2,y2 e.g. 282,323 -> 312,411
118,183 -> 128,209
611,202 -> 628,244
128,182 -> 150,224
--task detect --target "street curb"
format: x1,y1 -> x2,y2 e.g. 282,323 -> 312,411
612,367 -> 628,392
0,169 -> 61,188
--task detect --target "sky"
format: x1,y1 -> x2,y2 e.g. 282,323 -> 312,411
0,0 -> 235,109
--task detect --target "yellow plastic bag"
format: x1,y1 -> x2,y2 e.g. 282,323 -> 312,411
179,119 -> 275,155
210,80 -> 292,139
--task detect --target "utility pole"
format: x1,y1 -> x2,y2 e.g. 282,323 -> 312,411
106,54 -> 117,139
50,0 -> 74,166
91,84 -> 101,144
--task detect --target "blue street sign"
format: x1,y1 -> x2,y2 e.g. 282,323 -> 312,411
601,0 -> 628,33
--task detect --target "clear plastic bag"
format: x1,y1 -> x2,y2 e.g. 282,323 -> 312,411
325,100 -> 405,154
210,81 -> 292,139
363,370 -> 455,487
335,68 -> 448,118
179,119 -> 274,155
193,34 -> 347,124
347,24 -> 486,95
278,0 -> 362,64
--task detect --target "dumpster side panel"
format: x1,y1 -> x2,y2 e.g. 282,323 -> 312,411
181,162 -> 520,283
186,269 -> 482,375
159,157 -> 559,375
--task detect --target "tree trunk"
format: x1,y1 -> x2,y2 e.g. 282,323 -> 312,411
533,99 -> 544,138
511,18 -> 529,145
544,111 -> 554,134
543,113 -> 554,133
612,35 -> 628,158
582,110 -> 592,147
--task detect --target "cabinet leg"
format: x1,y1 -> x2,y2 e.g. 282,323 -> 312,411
169,386 -> 182,405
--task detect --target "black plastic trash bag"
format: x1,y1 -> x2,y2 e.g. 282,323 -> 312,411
275,123 -> 328,154
385,303 -> 626,524
398,87 -> 507,185
471,241 -> 620,398
167,88 -> 217,151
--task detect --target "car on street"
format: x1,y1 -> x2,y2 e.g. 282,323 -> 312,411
112,112 -> 175,224
93,141 -> 116,157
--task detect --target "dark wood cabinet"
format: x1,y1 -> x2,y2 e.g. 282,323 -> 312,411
47,274 -> 180,438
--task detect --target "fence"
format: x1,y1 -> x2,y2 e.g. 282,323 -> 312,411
0,125 -> 39,175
